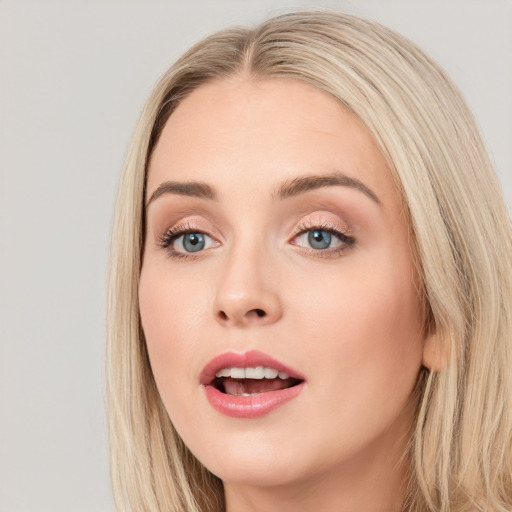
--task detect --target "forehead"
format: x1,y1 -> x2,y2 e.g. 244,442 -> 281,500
147,77 -> 398,209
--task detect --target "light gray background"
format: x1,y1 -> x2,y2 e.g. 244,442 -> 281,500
1,1 -> 510,511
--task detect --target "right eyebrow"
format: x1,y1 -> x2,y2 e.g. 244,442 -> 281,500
145,181 -> 218,210
275,172 -> 380,204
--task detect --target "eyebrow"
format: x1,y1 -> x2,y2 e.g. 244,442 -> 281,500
145,171 -> 380,210
146,180 -> 217,209
275,172 -> 380,204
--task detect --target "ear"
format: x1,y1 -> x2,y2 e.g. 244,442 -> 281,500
422,332 -> 450,371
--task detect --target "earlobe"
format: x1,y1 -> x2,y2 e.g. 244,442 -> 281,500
422,332 -> 450,371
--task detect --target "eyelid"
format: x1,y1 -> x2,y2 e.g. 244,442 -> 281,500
156,215 -> 222,243
290,215 -> 352,238
157,220 -> 221,258
289,215 -> 356,257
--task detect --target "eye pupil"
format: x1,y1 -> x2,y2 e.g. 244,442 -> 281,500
183,233 -> 205,252
308,230 -> 331,250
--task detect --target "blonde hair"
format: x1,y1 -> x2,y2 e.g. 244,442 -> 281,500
107,11 -> 512,512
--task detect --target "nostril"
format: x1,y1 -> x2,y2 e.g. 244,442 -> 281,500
215,307 -> 268,324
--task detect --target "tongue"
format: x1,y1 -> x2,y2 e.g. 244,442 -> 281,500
223,378 -> 294,396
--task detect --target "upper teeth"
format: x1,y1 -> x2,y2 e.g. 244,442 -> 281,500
215,366 -> 289,380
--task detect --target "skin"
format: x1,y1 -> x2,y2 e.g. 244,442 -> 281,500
139,77 -> 437,512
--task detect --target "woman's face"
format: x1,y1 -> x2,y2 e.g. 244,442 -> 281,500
140,77 -> 431,493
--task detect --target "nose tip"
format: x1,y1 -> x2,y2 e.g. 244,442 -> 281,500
213,259 -> 283,327
215,293 -> 282,327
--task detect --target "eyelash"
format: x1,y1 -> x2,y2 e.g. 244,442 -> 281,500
158,222 -> 217,260
157,220 -> 356,260
291,220 -> 356,258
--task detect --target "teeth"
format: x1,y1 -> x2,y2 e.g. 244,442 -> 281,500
230,367 -> 245,379
245,366 -> 265,379
216,368 -> 231,378
215,366 -> 291,380
264,368 -> 278,379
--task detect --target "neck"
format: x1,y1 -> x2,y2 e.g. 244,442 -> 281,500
225,465 -> 409,512
225,452 -> 408,512
224,428 -> 411,512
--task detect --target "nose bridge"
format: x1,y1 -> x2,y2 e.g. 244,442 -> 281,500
213,233 -> 282,327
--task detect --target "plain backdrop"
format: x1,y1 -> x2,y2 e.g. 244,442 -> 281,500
0,1 -> 510,511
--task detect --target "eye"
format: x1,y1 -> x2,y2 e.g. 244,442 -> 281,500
158,226 -> 219,257
294,229 -> 343,250
306,229 -> 336,250
291,223 -> 355,256
174,232 -> 212,253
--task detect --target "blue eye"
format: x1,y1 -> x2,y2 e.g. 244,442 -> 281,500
159,228 -> 217,256
292,226 -> 355,255
181,232 -> 205,252
308,230 -> 332,250
174,232 -> 217,253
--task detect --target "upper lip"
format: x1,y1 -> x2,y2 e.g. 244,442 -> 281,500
200,350 -> 305,386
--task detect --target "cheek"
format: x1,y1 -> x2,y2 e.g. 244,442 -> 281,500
288,251 -> 424,405
138,263 -> 208,404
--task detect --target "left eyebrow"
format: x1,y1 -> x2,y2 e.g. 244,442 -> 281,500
274,172 -> 380,204
145,180 -> 218,210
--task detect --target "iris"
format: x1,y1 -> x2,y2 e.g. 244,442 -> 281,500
183,233 -> 205,252
308,230 -> 332,250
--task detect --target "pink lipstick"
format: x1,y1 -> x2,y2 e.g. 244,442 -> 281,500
200,350 -> 305,418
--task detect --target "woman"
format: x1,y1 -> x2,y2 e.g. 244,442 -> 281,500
107,11 -> 512,512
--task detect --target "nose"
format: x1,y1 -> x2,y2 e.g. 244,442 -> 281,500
213,246 -> 283,328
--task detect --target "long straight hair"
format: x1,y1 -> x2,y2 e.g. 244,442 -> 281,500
107,11 -> 512,512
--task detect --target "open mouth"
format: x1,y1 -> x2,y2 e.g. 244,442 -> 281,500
201,352 -> 306,417
212,366 -> 303,396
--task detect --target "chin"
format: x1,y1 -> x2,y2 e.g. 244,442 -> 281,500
185,427 -> 321,488
206,455 -> 304,488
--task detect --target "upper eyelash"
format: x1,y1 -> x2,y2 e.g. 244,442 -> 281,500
158,222 -> 201,249
290,221 -> 356,259
292,220 -> 355,244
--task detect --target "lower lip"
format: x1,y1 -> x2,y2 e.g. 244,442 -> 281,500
203,382 -> 305,418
